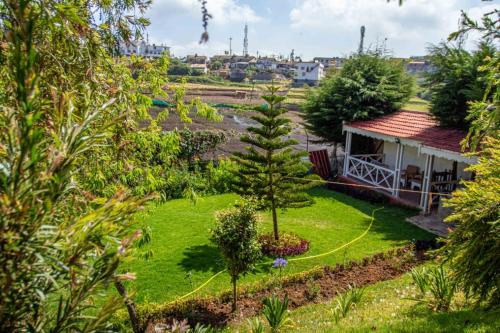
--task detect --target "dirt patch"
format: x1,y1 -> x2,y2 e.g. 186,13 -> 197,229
142,246 -> 427,330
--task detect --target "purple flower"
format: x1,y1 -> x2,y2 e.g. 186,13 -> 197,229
272,258 -> 288,269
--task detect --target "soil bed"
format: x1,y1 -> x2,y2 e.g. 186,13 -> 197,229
141,245 -> 431,331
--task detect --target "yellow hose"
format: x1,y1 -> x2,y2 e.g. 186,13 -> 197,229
167,207 -> 382,305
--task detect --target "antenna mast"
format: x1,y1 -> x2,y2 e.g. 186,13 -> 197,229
229,37 -> 232,55
243,23 -> 249,57
358,26 -> 365,54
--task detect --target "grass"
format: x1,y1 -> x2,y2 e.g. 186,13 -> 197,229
404,97 -> 430,112
230,270 -> 500,332
124,188 -> 432,304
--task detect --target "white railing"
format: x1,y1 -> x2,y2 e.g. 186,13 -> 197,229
346,155 -> 395,191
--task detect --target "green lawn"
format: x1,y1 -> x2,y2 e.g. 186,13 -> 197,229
230,270 -> 500,332
125,188 -> 432,304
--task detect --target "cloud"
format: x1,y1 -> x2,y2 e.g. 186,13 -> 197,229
289,0 -> 497,55
149,0 -> 261,25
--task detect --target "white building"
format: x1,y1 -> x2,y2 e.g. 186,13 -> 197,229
294,62 -> 325,86
119,40 -> 169,58
341,110 -> 476,214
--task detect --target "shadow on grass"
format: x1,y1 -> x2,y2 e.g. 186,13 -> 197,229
178,244 -> 225,274
308,187 -> 435,243
383,304 -> 500,332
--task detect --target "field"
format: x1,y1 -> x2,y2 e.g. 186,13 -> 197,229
124,188 -> 432,304
230,270 -> 500,332
157,83 -> 325,155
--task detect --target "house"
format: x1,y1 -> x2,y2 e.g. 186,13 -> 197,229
256,57 -> 278,71
119,40 -> 169,58
186,54 -> 208,65
185,54 -> 209,74
341,110 -> 476,214
313,57 -> 335,69
294,62 -> 325,86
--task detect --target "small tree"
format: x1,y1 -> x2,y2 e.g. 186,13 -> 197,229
211,201 -> 261,311
302,53 -> 414,169
232,86 -> 317,241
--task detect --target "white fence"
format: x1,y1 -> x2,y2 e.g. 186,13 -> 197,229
345,154 -> 395,192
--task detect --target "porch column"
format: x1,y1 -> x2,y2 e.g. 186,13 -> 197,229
342,131 -> 352,176
392,142 -> 404,197
420,154 -> 434,214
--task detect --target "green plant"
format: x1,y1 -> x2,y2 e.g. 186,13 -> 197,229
331,285 -> 365,323
411,266 -> 430,298
427,266 -> 457,311
247,318 -> 265,333
409,265 -> 457,311
232,85 -> 319,241
211,201 -> 262,311
305,278 -> 322,301
262,295 -> 293,332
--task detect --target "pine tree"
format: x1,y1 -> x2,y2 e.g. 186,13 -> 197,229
232,86 -> 318,241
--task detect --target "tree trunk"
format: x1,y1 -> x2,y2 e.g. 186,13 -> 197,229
272,203 -> 279,241
231,276 -> 237,312
114,280 -> 142,333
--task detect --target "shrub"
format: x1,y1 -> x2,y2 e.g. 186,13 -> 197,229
259,232 -> 310,257
211,201 -> 261,311
262,295 -> 293,332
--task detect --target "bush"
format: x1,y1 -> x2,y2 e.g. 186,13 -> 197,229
259,232 -> 310,257
211,201 -> 261,311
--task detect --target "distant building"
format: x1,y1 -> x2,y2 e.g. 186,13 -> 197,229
119,40 -> 169,58
256,57 -> 278,71
189,63 -> 208,74
185,54 -> 208,65
406,60 -> 433,74
313,57 -> 346,70
185,55 -> 208,74
294,62 -> 325,86
210,55 -> 256,68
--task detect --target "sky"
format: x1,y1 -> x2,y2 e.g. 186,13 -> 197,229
144,0 -> 498,60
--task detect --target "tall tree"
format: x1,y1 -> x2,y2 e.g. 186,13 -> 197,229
426,42 -> 495,129
232,86 -> 317,241
440,9 -> 500,306
302,53 -> 414,170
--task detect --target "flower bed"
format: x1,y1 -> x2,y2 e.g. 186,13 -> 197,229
259,232 -> 310,257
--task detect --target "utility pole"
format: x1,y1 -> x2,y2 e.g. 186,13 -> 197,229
243,23 -> 248,57
358,25 -> 365,55
229,37 -> 232,55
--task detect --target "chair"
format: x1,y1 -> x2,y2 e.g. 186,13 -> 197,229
401,165 -> 421,188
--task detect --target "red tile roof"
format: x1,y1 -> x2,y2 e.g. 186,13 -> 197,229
345,110 -> 466,153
